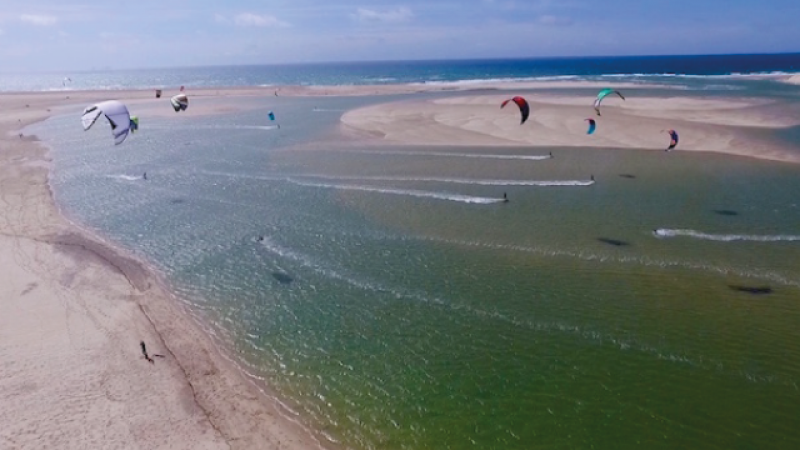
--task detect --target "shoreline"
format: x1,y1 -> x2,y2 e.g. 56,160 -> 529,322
2,79 -> 799,448
0,92 -> 325,449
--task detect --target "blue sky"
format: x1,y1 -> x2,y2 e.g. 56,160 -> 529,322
2,0 -> 799,71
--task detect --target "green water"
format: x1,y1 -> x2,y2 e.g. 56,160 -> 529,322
35,89 -> 800,449
257,145 -> 800,449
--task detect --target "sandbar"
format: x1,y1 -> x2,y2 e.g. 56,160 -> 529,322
341,93 -> 800,163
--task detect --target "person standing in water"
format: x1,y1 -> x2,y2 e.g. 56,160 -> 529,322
143,172 -> 147,180
503,192 -> 509,203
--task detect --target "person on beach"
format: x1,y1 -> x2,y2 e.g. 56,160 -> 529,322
140,341 -> 154,363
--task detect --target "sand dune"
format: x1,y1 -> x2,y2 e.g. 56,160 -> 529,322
341,93 -> 800,163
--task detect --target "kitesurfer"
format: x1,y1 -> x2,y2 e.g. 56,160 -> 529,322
140,341 -> 153,363
591,174 -> 595,181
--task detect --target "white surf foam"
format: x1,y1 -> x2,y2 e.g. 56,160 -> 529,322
653,228 -> 800,242
286,179 -> 505,204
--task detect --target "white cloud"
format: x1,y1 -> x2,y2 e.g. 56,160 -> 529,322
19,14 -> 58,26
354,7 -> 413,23
233,13 -> 289,27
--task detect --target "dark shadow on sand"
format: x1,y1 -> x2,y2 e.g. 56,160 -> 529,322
597,238 -> 630,247
729,285 -> 773,295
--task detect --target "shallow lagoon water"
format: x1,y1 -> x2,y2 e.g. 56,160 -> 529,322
31,88 -> 800,449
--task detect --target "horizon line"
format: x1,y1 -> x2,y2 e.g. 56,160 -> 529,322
2,51 -> 799,76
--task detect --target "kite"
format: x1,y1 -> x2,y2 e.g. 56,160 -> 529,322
594,89 -> 625,116
500,96 -> 530,125
82,100 -> 136,145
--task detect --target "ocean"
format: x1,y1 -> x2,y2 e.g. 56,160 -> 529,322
26,56 -> 800,449
3,53 -> 800,92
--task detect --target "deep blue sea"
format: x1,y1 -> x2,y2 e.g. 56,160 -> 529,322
3,53 -> 800,92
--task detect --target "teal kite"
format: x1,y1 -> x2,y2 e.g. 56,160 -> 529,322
594,89 -> 625,116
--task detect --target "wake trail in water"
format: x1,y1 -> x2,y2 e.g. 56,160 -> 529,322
286,179 -> 506,204
332,149 -> 553,161
199,171 -> 506,202
654,228 -> 800,242
256,235 -> 795,388
107,174 -> 144,181
404,235 -> 800,288
293,174 -> 594,186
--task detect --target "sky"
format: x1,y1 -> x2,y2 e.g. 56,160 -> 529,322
1,0 -> 800,72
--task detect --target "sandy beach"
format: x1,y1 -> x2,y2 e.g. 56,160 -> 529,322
0,91 -> 322,449
341,93 -> 800,163
2,80 -> 799,449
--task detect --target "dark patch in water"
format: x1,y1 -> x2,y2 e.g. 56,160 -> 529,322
170,198 -> 186,204
272,272 -> 294,284
729,285 -> 773,295
714,209 -> 739,216
597,237 -> 630,247
618,174 -> 636,179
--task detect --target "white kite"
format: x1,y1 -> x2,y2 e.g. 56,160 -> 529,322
82,100 -> 138,145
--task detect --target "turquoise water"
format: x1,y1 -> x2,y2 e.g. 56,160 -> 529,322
31,86 -> 800,449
